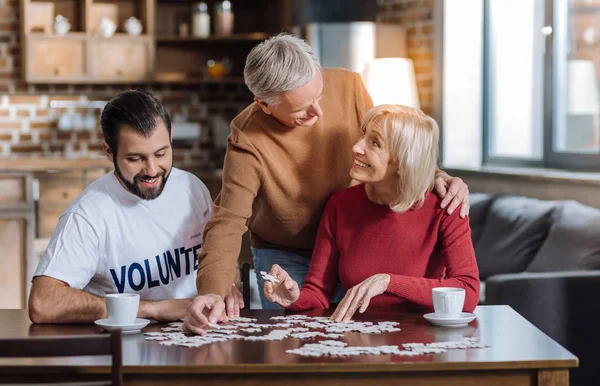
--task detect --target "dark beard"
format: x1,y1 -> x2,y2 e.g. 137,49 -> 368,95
113,160 -> 170,200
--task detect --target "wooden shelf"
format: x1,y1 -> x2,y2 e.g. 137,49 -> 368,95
19,0 -> 291,84
26,32 -> 152,41
152,75 -> 245,84
92,33 -> 153,41
156,33 -> 269,43
26,31 -> 87,40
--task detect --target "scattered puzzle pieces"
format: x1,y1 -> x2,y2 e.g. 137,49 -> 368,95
144,315 -> 489,358
286,338 -> 489,357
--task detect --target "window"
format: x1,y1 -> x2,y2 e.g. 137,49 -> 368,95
441,0 -> 600,171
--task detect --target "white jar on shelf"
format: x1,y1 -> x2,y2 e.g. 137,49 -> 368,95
192,2 -> 210,38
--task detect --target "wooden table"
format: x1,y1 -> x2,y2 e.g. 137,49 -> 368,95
0,306 -> 577,386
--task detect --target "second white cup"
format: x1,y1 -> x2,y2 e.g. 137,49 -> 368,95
106,293 -> 139,325
432,287 -> 465,319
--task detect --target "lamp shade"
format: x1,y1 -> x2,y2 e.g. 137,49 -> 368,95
568,60 -> 600,115
361,58 -> 420,109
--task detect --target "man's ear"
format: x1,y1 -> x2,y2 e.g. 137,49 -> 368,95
102,141 -> 114,162
254,97 -> 272,115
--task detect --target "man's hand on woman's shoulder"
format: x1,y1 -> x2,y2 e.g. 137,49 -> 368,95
434,170 -> 470,218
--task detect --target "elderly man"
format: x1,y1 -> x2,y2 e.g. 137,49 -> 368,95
29,90 -> 238,325
184,34 -> 469,333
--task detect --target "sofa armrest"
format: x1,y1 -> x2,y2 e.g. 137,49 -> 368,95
486,271 -> 600,337
486,270 -> 600,306
485,270 -> 600,385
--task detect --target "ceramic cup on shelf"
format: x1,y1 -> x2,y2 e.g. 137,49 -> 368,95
97,17 -> 117,38
105,293 -> 139,325
432,287 -> 465,319
124,17 -> 143,36
53,15 -> 71,36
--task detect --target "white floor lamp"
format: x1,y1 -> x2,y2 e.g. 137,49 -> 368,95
361,58 -> 420,109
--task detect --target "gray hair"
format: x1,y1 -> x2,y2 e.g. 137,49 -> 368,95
244,33 -> 321,105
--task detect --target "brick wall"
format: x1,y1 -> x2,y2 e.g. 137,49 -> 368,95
0,83 -> 252,167
0,0 -> 436,162
377,0 -> 435,115
0,0 -> 252,166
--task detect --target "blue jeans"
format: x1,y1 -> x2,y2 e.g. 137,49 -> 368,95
252,247 -> 345,309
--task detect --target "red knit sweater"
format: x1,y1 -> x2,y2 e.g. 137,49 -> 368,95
287,184 -> 480,312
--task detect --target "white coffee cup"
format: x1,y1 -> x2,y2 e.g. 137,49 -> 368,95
432,287 -> 465,319
106,293 -> 139,325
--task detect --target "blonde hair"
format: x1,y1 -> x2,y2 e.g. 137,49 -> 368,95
360,104 -> 439,213
244,33 -> 321,105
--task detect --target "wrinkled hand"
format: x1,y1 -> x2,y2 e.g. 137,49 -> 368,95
434,172 -> 470,218
263,264 -> 300,307
183,294 -> 225,335
331,274 -> 390,322
224,283 -> 245,318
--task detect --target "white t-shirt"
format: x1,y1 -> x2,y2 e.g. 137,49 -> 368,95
34,167 -> 212,300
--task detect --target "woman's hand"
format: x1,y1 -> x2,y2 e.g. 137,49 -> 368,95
263,264 -> 300,307
331,274 -> 390,322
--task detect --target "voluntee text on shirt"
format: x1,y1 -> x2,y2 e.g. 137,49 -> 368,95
110,243 -> 202,293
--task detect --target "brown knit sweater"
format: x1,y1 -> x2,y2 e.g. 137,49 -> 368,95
196,68 -> 374,297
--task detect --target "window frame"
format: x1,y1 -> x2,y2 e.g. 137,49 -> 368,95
437,0 -> 600,172
545,0 -> 600,170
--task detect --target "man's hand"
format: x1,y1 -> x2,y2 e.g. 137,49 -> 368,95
331,274 -> 390,322
140,298 -> 192,322
183,294 -> 225,335
224,284 -> 245,318
434,171 -> 470,218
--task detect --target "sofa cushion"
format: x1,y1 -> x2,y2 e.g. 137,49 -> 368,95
468,192 -> 494,246
473,195 -> 556,279
526,200 -> 600,272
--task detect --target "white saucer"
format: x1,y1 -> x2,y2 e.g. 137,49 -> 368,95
94,318 -> 150,334
423,312 -> 477,328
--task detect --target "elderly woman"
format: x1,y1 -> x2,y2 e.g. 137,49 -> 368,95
264,105 -> 480,321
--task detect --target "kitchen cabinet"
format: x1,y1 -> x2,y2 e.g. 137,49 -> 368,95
35,168 -> 109,238
20,0 -> 155,83
88,35 -> 153,82
0,173 -> 35,309
28,34 -> 86,80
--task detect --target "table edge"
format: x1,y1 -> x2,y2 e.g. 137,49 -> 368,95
0,359 -> 579,375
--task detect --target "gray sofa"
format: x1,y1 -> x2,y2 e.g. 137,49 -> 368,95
470,193 -> 600,386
